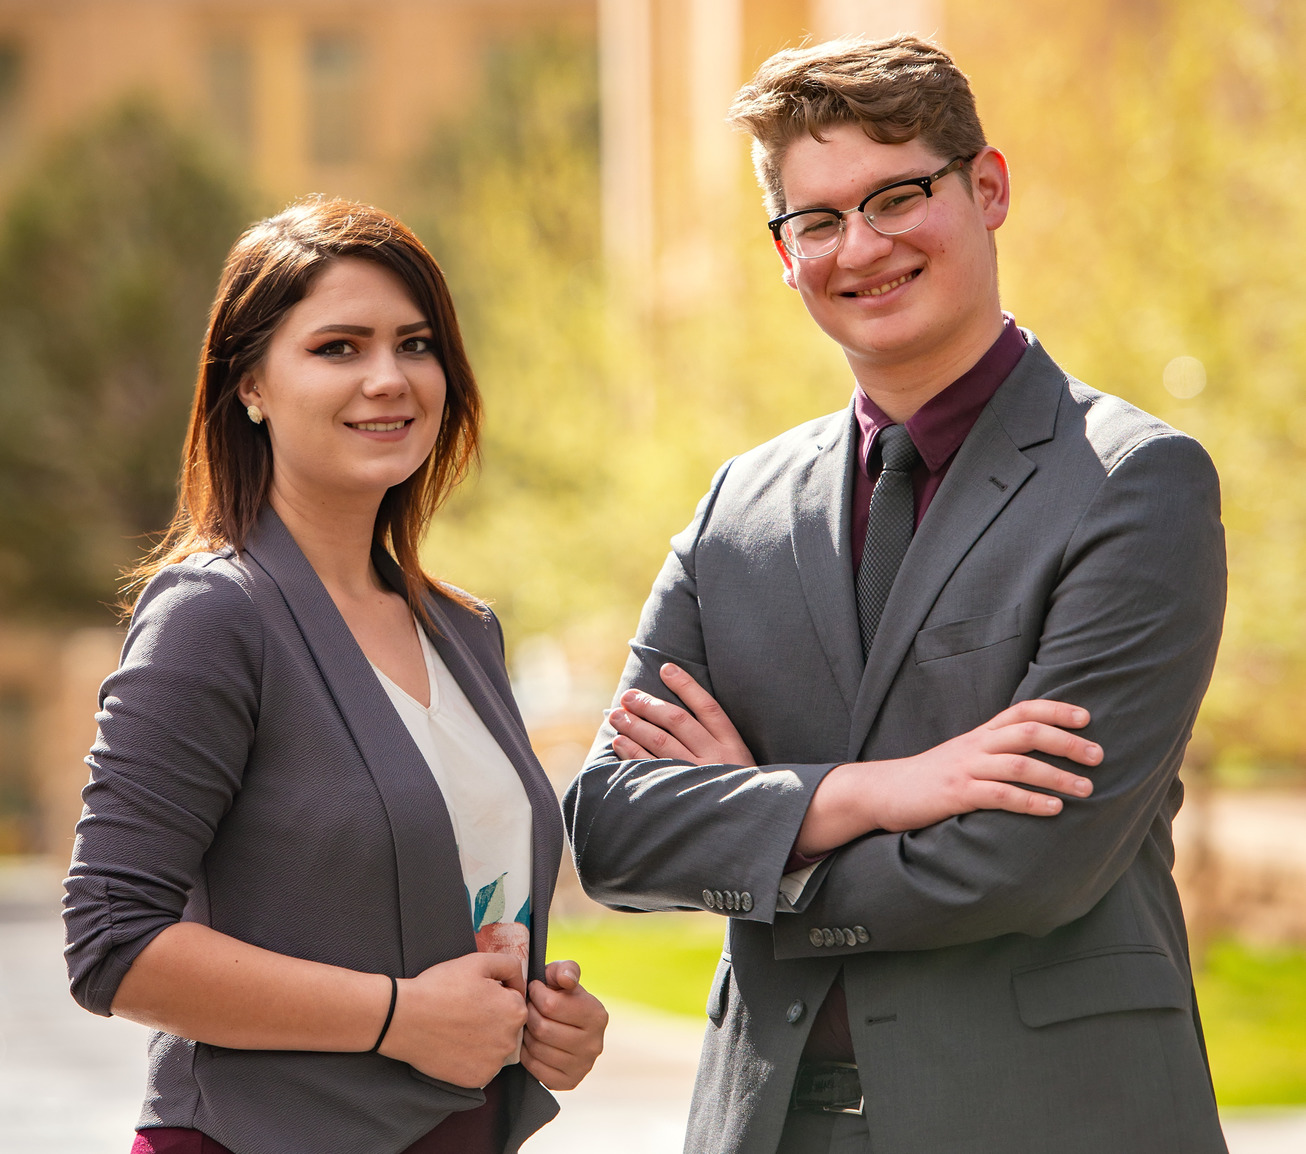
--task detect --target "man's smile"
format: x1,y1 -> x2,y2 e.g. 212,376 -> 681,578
843,269 -> 922,298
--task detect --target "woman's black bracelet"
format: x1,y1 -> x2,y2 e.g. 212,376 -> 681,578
370,974 -> 399,1053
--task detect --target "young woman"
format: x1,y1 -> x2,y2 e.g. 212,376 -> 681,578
63,198 -> 606,1154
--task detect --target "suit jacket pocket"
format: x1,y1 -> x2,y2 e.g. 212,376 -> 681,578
914,605 -> 1021,664
707,952 -> 732,1023
1011,946 -> 1188,1028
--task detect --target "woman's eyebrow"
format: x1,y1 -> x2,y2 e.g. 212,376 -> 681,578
309,320 -> 431,337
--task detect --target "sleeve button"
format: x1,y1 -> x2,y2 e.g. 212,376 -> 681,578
854,925 -> 869,943
809,928 -> 824,947
702,889 -> 715,908
741,892 -> 753,912
821,928 -> 835,947
786,1000 -> 806,1024
714,890 -> 725,909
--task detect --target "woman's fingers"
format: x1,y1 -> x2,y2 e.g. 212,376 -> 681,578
523,987 -> 606,1091
544,960 -> 580,991
521,1045 -> 580,1091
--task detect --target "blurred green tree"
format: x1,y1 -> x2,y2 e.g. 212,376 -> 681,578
0,99 -> 251,622
957,0 -> 1306,775
405,33 -> 843,678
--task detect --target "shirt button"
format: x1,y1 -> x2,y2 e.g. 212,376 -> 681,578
786,1000 -> 806,1024
809,928 -> 824,947
702,889 -> 715,908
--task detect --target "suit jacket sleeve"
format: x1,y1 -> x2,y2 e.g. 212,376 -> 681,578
63,562 -> 262,1014
772,430 -> 1226,955
564,462 -> 838,920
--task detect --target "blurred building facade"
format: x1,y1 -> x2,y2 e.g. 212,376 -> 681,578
0,0 -> 944,273
0,0 -> 595,207
599,0 -> 944,306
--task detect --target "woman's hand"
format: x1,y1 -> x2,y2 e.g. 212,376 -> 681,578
378,952 -> 528,1088
521,960 -> 608,1091
796,699 -> 1101,855
610,662 -> 755,767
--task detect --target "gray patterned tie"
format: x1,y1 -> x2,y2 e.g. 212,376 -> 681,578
856,424 -> 921,658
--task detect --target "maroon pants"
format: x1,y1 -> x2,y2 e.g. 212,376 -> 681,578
131,1072 -> 507,1154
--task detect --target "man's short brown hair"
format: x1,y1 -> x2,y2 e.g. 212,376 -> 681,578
727,35 -> 987,218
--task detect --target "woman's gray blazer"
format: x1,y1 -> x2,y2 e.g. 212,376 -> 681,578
63,508 -> 564,1154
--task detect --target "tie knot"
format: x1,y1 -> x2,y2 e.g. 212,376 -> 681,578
878,424 -> 920,473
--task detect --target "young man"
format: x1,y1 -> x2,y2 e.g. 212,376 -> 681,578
564,36 -> 1227,1154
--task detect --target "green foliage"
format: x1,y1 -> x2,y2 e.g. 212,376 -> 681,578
1195,938 -> 1306,1105
0,99 -> 251,621
549,913 -> 725,1019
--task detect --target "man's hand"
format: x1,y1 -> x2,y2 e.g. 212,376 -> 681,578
796,700 -> 1100,855
378,952 -> 527,1088
610,662 -> 755,767
521,960 -> 609,1091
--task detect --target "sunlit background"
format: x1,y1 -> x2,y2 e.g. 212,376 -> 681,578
0,0 -> 1303,1137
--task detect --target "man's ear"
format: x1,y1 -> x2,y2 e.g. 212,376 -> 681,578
970,147 -> 1011,232
774,235 -> 798,290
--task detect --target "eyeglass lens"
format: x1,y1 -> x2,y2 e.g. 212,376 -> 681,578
779,185 -> 930,258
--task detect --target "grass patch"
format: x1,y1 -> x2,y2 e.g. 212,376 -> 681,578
549,912 -> 726,1019
552,917 -> 1306,1107
1196,939 -> 1306,1106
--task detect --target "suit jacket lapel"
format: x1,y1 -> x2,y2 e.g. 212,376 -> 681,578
243,509 -> 474,974
790,405 -> 864,713
846,340 -> 1064,758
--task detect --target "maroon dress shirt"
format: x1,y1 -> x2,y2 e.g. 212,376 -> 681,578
798,315 -> 1029,1063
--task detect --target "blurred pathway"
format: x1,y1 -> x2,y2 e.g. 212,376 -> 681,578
1,860 -> 1302,1152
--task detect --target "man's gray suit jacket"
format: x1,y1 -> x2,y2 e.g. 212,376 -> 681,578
64,509 -> 563,1154
565,335 -> 1228,1154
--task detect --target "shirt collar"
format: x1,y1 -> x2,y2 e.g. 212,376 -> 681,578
854,314 -> 1029,474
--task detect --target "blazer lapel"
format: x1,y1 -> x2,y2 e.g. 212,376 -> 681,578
846,340 -> 1064,758
405,577 -> 565,982
790,405 -> 864,713
243,510 -> 475,974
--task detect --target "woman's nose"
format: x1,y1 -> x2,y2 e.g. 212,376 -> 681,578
362,352 -> 410,395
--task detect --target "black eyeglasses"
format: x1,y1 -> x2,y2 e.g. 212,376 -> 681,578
768,156 -> 973,259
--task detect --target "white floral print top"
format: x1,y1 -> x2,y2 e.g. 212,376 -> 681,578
372,622 -> 534,974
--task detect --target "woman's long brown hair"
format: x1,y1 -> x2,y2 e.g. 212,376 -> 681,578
124,197 -> 483,622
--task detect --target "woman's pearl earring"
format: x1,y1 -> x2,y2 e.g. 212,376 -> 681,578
246,404 -> 264,425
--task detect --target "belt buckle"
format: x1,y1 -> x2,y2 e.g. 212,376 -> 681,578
790,1059 -> 865,1117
